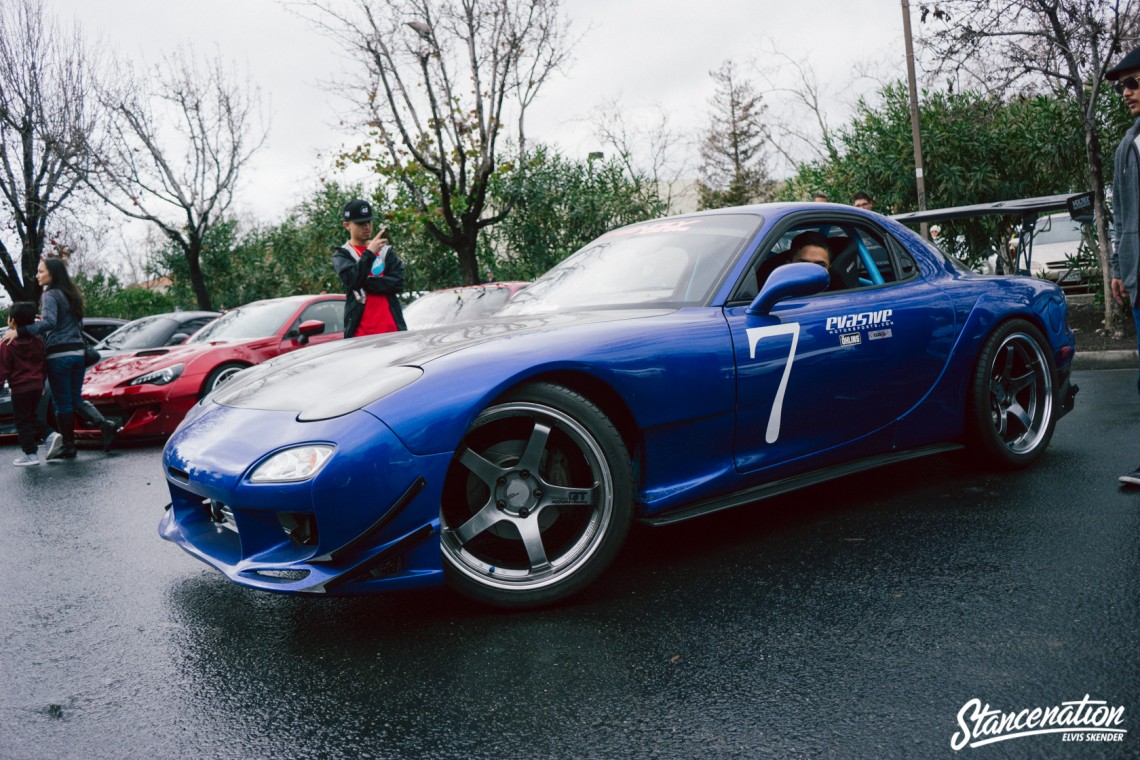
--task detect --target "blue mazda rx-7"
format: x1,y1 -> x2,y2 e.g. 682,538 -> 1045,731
160,203 -> 1078,607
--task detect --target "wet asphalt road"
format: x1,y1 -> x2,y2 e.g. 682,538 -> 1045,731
1,369 -> 1138,760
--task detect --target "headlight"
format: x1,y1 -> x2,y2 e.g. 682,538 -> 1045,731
128,363 -> 184,386
250,445 -> 335,483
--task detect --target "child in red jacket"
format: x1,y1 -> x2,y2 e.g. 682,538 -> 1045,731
1,302 -> 47,466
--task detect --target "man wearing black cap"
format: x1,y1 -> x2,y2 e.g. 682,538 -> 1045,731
1106,46 -> 1140,486
332,198 -> 407,338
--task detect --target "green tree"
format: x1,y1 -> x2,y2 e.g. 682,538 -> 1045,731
697,60 -> 773,210
75,271 -> 175,320
780,83 -> 1130,266
919,0 -> 1139,327
483,147 -> 669,281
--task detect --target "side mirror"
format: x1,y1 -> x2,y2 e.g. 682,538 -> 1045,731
297,319 -> 325,345
167,333 -> 190,346
747,262 -> 830,316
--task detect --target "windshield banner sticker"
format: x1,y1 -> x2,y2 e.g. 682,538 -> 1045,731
826,309 -> 893,334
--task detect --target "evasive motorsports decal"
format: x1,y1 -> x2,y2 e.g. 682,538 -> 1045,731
826,309 -> 893,334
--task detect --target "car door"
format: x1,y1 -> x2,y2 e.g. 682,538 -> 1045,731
725,217 -> 957,474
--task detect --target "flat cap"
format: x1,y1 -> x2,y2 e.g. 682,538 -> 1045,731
1107,46 -> 1140,80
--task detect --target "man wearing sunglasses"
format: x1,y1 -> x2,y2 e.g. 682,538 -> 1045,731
1107,46 -> 1140,486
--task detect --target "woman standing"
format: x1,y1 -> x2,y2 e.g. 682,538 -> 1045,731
2,258 -> 88,459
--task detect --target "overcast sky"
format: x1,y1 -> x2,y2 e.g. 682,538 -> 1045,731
50,0 -> 911,222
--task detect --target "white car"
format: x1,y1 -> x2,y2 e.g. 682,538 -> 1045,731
983,214 -> 1094,287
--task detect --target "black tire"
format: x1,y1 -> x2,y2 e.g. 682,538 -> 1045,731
200,362 -> 249,398
965,319 -> 1057,469
440,382 -> 634,608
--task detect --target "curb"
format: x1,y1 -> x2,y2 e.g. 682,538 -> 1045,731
1072,350 -> 1138,370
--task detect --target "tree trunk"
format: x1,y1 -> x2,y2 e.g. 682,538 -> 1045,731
456,226 -> 481,286
184,237 -> 213,311
18,238 -> 42,301
1085,117 -> 1119,333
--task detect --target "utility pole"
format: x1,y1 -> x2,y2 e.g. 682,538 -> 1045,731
901,0 -> 929,238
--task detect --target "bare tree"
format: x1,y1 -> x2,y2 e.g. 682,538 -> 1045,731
697,59 -> 774,210
304,0 -> 572,285
0,0 -> 105,302
588,98 -> 689,211
920,0 -> 1139,329
752,48 -> 837,174
89,49 -> 266,310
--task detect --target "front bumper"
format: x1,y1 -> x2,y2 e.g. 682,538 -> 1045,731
159,402 -> 451,595
79,383 -> 198,440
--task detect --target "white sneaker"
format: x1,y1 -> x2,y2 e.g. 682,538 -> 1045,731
13,452 -> 41,467
43,432 -> 63,461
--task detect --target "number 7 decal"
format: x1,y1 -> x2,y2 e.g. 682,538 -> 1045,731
746,323 -> 800,444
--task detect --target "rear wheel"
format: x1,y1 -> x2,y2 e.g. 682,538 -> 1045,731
966,319 -> 1057,469
440,383 -> 633,608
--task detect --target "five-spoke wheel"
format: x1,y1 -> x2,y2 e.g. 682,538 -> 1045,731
967,319 -> 1057,468
440,383 -> 633,607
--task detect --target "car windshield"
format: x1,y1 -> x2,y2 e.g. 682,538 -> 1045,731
97,316 -> 175,350
498,215 -> 761,315
1033,217 -> 1082,246
188,301 -> 298,343
404,287 -> 516,328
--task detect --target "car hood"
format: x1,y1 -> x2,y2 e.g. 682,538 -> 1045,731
86,339 -> 268,384
210,309 -> 665,416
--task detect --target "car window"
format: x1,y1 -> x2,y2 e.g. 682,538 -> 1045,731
182,317 -> 216,336
97,316 -> 175,350
189,301 -> 301,342
404,287 -> 516,328
1032,216 -> 1082,246
499,214 -> 762,315
83,322 -> 123,343
296,300 -> 344,334
735,219 -> 915,302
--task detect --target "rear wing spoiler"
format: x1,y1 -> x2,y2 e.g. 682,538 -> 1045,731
891,192 -> 1093,275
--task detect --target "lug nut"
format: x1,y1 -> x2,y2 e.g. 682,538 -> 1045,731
520,470 -> 530,479
518,507 -> 529,518
496,500 -> 506,510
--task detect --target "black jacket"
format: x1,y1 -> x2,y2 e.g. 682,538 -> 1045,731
331,244 -> 407,338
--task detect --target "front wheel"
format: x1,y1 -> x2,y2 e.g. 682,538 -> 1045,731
200,362 -> 249,398
966,319 -> 1057,469
440,383 -> 634,608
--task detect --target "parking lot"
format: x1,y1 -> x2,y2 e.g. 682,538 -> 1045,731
1,369 -> 1137,759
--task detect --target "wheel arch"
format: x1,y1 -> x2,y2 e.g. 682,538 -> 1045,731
199,360 -> 253,398
491,369 -> 642,463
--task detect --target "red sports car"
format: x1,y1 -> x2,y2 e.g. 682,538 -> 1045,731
79,294 -> 345,441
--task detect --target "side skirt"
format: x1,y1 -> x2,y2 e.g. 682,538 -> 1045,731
641,443 -> 963,527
